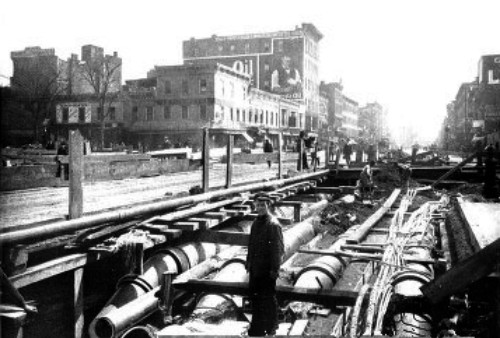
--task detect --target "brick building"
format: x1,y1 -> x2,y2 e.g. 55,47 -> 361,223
341,94 -> 360,139
182,23 -> 322,134
358,102 -> 387,143
123,63 -> 301,150
320,81 -> 344,139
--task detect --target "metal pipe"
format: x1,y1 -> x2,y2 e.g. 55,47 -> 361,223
89,241 -> 224,338
0,170 -> 329,245
156,204 -> 329,335
120,325 -> 157,338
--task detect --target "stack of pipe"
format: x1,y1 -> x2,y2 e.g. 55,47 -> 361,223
141,201 -> 329,337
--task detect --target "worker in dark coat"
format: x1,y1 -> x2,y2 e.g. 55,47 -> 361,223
264,139 -> 274,168
246,196 -> 284,336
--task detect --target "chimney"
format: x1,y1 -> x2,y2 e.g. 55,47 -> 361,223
113,51 -> 118,57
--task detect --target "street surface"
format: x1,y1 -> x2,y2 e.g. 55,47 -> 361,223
0,162 -> 297,229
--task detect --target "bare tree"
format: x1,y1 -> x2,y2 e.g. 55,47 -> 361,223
79,54 -> 122,149
10,57 -> 65,142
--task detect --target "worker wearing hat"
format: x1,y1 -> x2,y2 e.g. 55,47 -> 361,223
246,195 -> 284,336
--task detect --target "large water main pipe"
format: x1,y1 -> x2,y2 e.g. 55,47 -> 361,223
89,241 -> 227,338
0,170 -> 328,245
92,199 -> 326,338
150,203 -> 329,337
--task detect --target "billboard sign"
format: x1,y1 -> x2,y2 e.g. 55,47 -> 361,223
269,53 -> 303,99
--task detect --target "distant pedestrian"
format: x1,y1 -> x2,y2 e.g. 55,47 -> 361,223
343,139 -> 353,167
264,139 -> 274,168
246,196 -> 284,336
358,160 -> 375,201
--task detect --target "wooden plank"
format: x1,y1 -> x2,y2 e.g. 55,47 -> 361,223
421,237 -> 500,304
458,202 -> 500,251
278,133 -> 283,179
10,253 -> 90,289
186,217 -> 218,230
289,319 -> 309,336
202,211 -> 229,221
170,221 -> 199,231
196,231 -> 250,246
69,130 -> 84,219
225,134 -> 233,189
172,280 -> 358,307
277,217 -> 293,225
73,267 -> 84,338
313,187 -> 342,194
202,128 -> 209,193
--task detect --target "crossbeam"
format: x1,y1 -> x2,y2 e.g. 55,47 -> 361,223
172,280 -> 358,307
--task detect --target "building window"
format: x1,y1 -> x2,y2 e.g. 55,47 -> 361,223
264,80 -> 270,90
97,107 -> 103,121
260,110 -> 264,124
146,106 -> 154,121
200,105 -> 207,120
270,111 -> 274,125
182,106 -> 188,119
245,43 -> 250,54
199,79 -> 207,93
62,107 -> 69,123
264,41 -> 270,52
242,109 -> 246,122
236,109 -> 240,122
255,110 -> 259,123
108,107 -> 116,120
182,80 -> 189,94
277,40 -> 284,52
78,107 -> 85,122
230,108 -> 234,121
265,110 -> 269,125
164,106 -> 171,119
165,80 -> 171,94
132,106 -> 138,121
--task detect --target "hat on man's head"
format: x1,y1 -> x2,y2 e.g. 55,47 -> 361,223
254,193 -> 272,203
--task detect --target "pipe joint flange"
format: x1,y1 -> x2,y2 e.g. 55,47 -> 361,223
295,262 -> 339,285
391,270 -> 432,286
116,274 -> 154,293
160,247 -> 191,273
220,257 -> 247,270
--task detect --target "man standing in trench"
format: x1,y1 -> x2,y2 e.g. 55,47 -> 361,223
246,196 -> 284,336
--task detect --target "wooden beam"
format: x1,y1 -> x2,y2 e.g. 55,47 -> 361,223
202,211 -> 229,221
278,133 -> 283,179
225,134 -> 234,189
69,130 -> 84,219
10,254 -> 91,289
154,199 -> 241,223
73,267 -> 84,338
170,221 -> 199,231
421,237 -> 500,304
202,128 -> 209,193
172,280 -> 358,307
274,201 -> 302,222
196,231 -> 249,246
313,187 -> 342,194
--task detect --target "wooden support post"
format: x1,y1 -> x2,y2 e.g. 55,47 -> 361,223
69,130 -> 84,219
325,141 -> 330,166
278,132 -> 283,179
298,138 -> 303,172
73,267 -> 84,338
225,134 -> 234,189
313,143 -> 318,172
202,128 -> 209,193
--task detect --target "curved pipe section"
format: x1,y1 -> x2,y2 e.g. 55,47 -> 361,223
391,226 -> 435,337
90,242 -> 223,338
120,325 -> 157,338
157,206 -> 328,336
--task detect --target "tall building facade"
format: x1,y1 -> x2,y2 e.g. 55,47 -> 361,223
182,23 -> 323,134
358,102 -> 385,143
123,63 -> 301,150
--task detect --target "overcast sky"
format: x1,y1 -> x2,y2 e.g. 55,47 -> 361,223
1,0 -> 498,144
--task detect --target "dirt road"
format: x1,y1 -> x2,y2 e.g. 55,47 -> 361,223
0,163 -> 297,228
